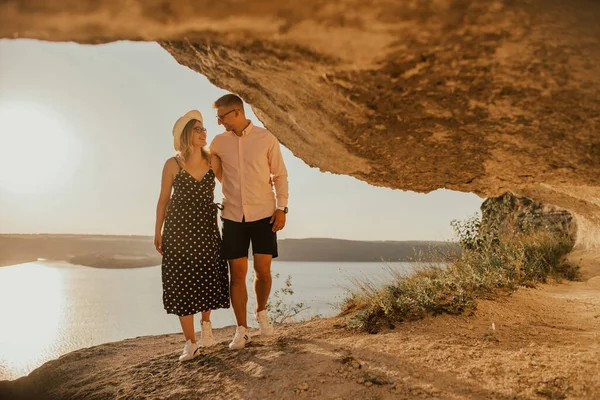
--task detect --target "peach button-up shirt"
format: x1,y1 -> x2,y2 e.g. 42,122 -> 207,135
210,122 -> 289,223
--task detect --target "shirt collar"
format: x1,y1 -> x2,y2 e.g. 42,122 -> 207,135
241,121 -> 254,136
227,121 -> 254,137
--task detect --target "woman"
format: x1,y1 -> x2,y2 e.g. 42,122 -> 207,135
154,110 -> 229,362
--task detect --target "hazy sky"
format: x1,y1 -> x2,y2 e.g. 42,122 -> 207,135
0,40 -> 483,241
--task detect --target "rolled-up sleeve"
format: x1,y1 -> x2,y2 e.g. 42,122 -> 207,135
211,154 -> 223,182
209,138 -> 222,181
267,135 -> 289,208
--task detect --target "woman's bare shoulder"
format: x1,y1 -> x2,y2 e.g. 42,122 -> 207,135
164,157 -> 180,172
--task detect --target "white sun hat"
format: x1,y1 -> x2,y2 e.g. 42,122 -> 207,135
172,110 -> 204,151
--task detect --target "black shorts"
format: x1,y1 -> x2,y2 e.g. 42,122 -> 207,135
221,217 -> 278,260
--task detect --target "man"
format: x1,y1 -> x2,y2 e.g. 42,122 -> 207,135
210,94 -> 289,350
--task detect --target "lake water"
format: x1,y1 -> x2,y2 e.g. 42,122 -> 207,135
0,260 -> 416,380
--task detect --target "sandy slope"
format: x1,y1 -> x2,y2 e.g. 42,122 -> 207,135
1,252 -> 599,399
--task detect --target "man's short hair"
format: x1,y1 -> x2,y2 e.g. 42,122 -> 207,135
213,94 -> 244,109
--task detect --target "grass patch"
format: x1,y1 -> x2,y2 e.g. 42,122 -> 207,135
342,205 -> 579,333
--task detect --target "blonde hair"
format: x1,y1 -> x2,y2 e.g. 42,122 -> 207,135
176,119 -> 210,166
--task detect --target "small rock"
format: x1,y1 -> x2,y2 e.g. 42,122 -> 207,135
300,382 -> 309,391
319,379 -> 326,384
357,377 -> 365,384
365,381 -> 373,387
351,361 -> 361,369
375,124 -> 386,130
339,355 -> 354,364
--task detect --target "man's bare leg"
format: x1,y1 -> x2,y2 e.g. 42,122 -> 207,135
253,253 -> 273,313
229,257 -> 249,327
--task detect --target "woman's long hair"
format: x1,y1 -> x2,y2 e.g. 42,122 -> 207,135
176,119 -> 210,166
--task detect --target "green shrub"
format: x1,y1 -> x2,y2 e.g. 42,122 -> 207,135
343,205 -> 579,333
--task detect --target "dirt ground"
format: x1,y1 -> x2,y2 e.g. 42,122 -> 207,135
1,250 -> 599,399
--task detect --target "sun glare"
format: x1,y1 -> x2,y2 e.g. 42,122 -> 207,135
0,102 -> 80,194
0,262 -> 65,379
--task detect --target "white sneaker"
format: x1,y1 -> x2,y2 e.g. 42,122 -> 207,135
201,321 -> 215,347
256,310 -> 274,336
178,340 -> 200,362
228,326 -> 251,350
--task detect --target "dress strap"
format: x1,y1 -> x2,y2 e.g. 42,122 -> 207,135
173,156 -> 183,170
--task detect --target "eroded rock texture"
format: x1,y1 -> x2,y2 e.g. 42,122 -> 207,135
481,192 -> 575,239
1,0 -> 599,246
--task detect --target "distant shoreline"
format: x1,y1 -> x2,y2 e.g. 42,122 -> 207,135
0,255 -> 161,269
2,258 -> 436,269
0,234 -> 459,266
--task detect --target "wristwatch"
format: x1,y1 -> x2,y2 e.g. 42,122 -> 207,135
277,206 -> 289,214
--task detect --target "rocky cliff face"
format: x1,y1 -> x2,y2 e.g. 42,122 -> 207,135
1,0 -> 599,247
481,192 -> 575,240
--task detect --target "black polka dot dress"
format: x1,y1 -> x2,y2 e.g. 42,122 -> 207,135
161,159 -> 230,316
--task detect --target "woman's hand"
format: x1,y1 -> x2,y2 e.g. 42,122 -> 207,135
154,233 -> 163,255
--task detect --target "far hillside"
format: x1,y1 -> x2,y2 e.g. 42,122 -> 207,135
278,238 -> 456,262
0,235 -> 458,268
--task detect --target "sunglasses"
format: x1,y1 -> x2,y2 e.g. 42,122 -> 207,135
193,126 -> 207,134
